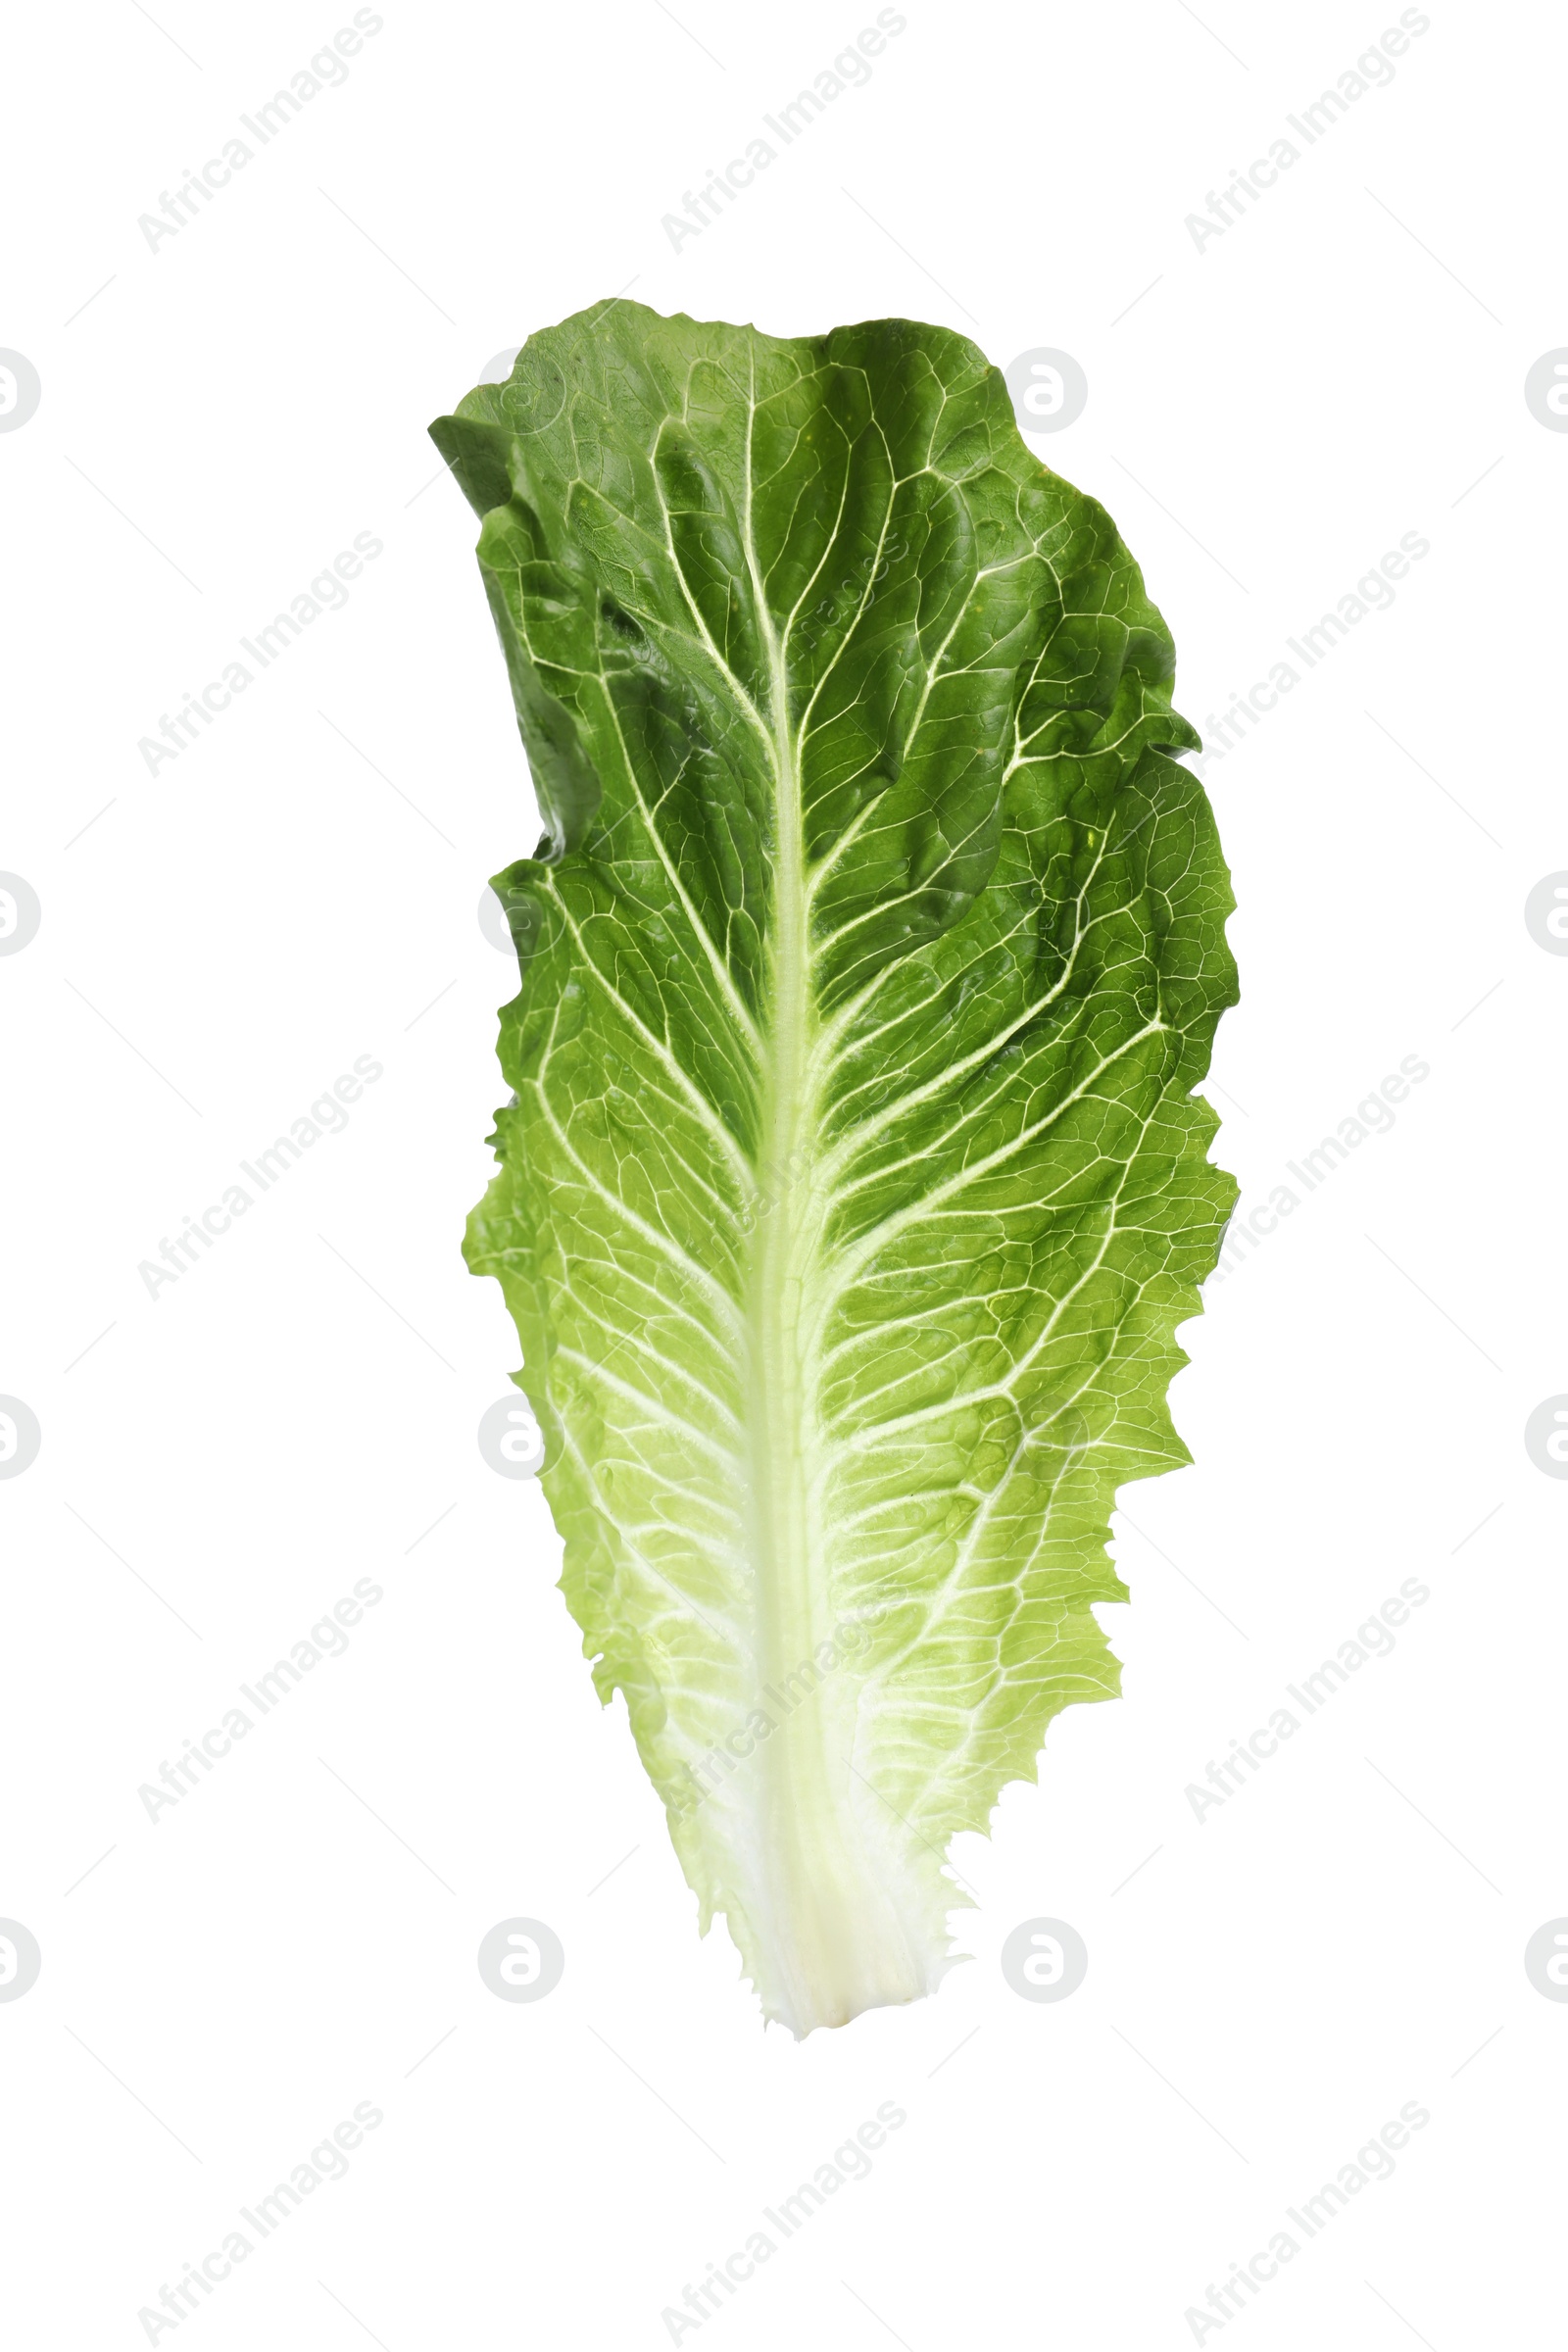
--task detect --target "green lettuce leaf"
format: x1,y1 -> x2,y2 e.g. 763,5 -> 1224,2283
431,302 -> 1236,2034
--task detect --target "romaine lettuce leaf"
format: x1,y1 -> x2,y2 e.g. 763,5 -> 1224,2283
431,303 -> 1236,2034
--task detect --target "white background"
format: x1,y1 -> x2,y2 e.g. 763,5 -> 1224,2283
4,1 -> 1564,2344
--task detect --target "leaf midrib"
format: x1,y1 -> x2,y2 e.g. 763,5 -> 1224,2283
738,372 -> 830,1701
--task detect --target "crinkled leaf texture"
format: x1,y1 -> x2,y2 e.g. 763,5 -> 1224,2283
431,302 -> 1236,2036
